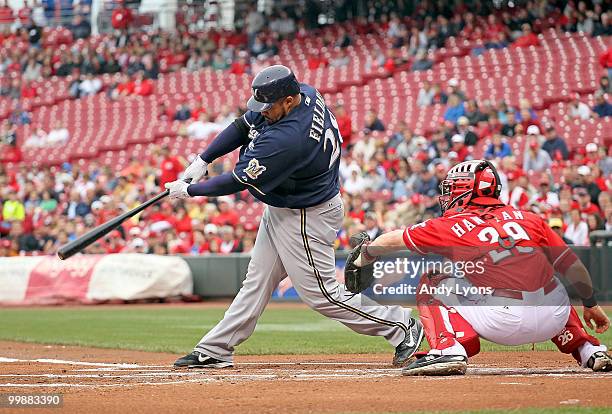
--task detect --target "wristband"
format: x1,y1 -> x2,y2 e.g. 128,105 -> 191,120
582,293 -> 598,308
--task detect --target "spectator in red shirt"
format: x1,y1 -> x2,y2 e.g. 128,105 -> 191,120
20,81 -> 37,98
520,109 -> 542,133
583,142 -> 601,166
229,56 -> 249,75
512,23 -> 539,48
172,206 -> 193,235
478,113 -> 503,138
1,145 -> 22,162
591,165 -> 608,192
347,194 -> 366,222
0,2 -> 14,28
163,229 -> 188,254
599,46 -> 612,79
147,204 -> 169,224
575,187 -> 601,217
132,71 -> 153,96
114,74 -> 134,98
158,145 -> 184,188
307,53 -> 328,70
450,134 -> 469,161
165,44 -> 188,70
485,15 -> 506,41
103,230 -> 125,253
505,171 -> 529,209
111,1 -> 133,30
211,196 -> 239,226
17,4 -> 30,25
190,102 -> 205,120
382,147 -> 400,171
203,223 -> 221,253
334,104 -> 352,148
383,49 -> 397,72
189,230 -> 209,254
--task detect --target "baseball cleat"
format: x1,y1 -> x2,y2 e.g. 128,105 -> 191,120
173,351 -> 233,369
392,319 -> 424,367
401,354 -> 468,376
586,351 -> 612,372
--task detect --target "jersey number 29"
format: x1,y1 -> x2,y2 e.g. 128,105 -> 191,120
477,221 -> 533,264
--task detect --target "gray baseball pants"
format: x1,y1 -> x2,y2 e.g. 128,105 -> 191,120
194,193 -> 412,361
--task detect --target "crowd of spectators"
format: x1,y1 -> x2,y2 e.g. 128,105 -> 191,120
0,1 -> 609,89
1,103 -> 610,257
338,118 -> 610,248
0,144 -> 260,257
1,0 -> 611,257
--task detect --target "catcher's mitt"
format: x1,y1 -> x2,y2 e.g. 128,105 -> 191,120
344,232 -> 375,294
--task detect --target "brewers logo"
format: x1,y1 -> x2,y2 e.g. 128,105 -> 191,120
243,158 -> 266,180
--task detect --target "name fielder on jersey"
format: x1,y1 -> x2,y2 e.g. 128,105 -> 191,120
307,92 -> 326,142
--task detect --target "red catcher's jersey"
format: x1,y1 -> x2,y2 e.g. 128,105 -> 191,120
402,205 -> 578,291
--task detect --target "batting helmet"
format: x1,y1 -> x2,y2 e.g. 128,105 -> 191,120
247,65 -> 300,112
438,159 -> 502,213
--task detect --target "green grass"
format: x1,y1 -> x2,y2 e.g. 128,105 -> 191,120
355,409 -> 611,414
0,306 -> 610,355
458,409 -> 609,414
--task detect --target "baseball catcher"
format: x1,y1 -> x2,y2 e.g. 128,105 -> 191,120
349,159 -> 612,375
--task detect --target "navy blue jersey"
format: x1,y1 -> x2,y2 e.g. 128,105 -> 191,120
232,84 -> 342,208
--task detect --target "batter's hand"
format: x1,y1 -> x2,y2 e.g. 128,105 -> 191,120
164,180 -> 191,199
583,305 -> 610,334
182,155 -> 208,183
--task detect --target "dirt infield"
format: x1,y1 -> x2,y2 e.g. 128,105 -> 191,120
0,341 -> 611,413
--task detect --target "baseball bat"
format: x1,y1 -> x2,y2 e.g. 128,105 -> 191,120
57,190 -> 169,260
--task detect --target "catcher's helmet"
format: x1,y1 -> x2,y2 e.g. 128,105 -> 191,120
247,65 -> 300,112
438,159 -> 502,213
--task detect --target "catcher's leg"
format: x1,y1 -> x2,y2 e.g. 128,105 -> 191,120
551,306 -> 610,370
402,274 -> 479,376
417,273 -> 481,357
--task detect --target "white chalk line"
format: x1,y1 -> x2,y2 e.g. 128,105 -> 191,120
0,378 -> 217,388
0,357 -> 387,368
2,357 -> 608,388
1,357 -> 601,377
0,373 -> 277,380
0,357 -> 144,368
239,361 -> 386,366
0,371 -> 401,388
0,368 -> 401,379
0,371 -> 606,388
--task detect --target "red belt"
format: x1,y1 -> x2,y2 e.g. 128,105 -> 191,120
491,279 -> 558,300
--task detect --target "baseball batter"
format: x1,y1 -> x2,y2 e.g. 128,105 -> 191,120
350,159 -> 612,375
164,65 -> 423,368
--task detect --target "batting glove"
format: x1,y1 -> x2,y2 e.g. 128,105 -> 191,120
182,155 -> 208,183
164,180 -> 191,199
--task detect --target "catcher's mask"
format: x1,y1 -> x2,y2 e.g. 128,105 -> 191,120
438,159 -> 502,213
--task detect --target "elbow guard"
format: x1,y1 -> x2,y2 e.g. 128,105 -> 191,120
233,116 -> 250,139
